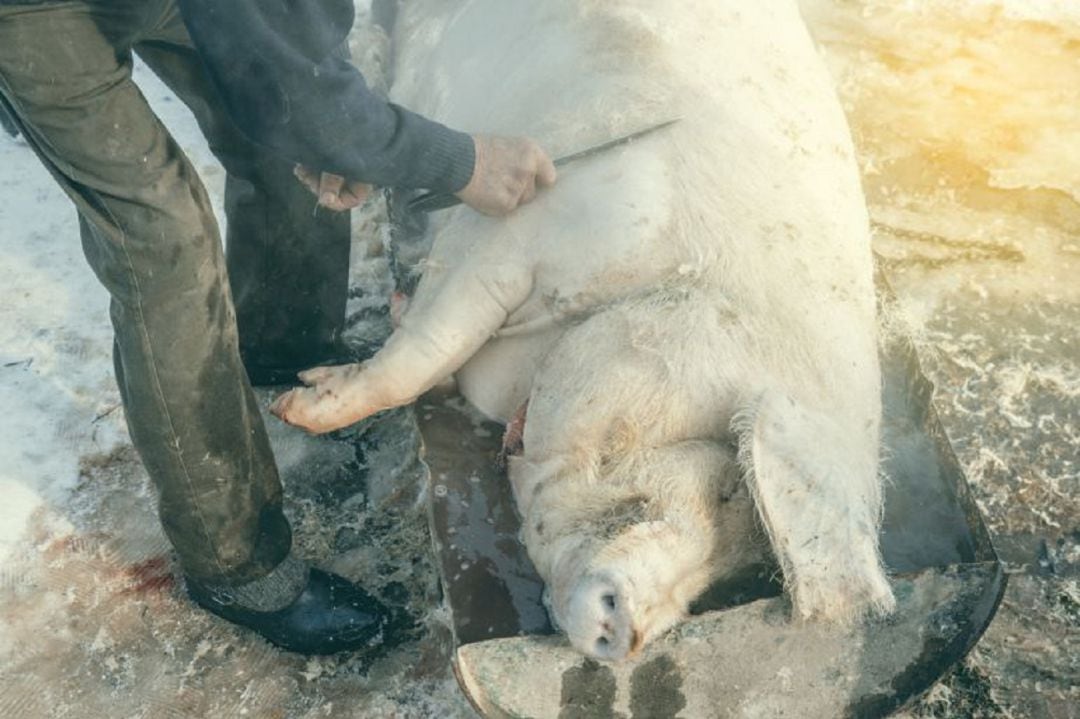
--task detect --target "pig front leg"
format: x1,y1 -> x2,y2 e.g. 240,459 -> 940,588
736,390 -> 896,622
272,261 -> 534,434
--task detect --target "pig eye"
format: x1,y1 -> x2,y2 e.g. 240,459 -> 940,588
596,636 -> 610,649
602,594 -> 616,610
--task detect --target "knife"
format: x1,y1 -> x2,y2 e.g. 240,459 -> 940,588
406,118 -> 680,214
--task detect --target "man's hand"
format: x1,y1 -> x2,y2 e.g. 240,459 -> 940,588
294,165 -> 371,212
455,135 -> 557,216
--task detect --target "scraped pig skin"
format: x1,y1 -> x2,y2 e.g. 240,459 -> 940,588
273,0 -> 895,660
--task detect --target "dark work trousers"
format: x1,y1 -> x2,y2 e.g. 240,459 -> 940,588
0,0 -> 352,585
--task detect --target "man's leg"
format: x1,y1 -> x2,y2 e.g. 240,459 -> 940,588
134,8 -> 354,385
0,1 -> 290,587
0,0 -> 391,655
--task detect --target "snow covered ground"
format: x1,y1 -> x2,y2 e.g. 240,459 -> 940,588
0,1 -> 1077,717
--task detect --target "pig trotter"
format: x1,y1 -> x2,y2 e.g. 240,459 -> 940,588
270,363 -> 375,434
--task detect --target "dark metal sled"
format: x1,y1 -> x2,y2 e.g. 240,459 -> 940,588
416,278 -> 1005,718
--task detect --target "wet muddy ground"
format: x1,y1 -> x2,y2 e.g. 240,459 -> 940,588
1,2 -> 1077,717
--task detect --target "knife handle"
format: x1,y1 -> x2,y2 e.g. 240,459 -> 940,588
407,190 -> 464,213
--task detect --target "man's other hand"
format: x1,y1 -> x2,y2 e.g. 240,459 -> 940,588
294,165 -> 371,212
456,136 -> 557,216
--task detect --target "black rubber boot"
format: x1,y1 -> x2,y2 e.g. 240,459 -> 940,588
187,568 -> 395,656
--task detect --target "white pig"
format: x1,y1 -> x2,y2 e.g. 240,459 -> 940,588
273,0 -> 897,661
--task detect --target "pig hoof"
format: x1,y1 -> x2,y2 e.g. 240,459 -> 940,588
269,364 -> 378,434
297,366 -> 338,385
269,389 -> 314,429
564,574 -> 641,661
270,387 -> 351,435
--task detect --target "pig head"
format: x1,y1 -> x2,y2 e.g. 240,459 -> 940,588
273,0 -> 896,660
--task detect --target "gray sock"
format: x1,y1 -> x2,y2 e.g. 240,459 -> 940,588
204,555 -> 310,612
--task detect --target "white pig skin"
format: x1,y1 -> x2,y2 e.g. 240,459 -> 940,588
273,0 -> 896,660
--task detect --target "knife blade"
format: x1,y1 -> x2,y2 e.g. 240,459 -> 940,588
406,118 -> 680,214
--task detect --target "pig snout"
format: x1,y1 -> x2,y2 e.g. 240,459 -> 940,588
556,520 -> 706,662
563,573 -> 644,661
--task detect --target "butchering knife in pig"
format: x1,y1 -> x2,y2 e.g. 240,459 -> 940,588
407,119 -> 681,214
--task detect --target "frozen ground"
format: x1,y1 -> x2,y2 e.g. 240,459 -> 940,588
0,1 -> 1077,717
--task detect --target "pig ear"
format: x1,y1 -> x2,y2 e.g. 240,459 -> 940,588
734,391 -> 895,623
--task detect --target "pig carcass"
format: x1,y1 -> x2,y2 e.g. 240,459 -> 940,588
273,0 -> 897,660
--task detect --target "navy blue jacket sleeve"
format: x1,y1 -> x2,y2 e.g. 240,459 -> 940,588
177,0 -> 475,193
